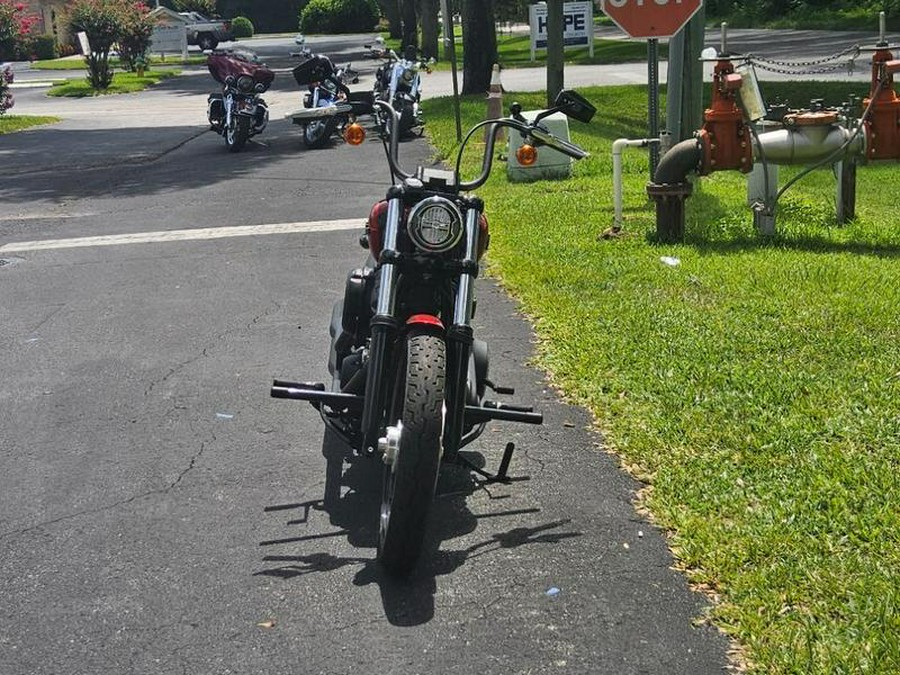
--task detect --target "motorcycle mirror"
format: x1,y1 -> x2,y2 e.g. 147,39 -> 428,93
553,89 -> 596,124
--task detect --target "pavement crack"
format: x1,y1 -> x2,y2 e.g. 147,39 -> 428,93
248,301 -> 282,329
168,439 -> 209,490
523,448 -> 548,474
0,439 -> 210,541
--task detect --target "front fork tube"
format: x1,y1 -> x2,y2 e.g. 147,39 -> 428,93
224,93 -> 234,128
361,194 -> 403,454
444,204 -> 482,460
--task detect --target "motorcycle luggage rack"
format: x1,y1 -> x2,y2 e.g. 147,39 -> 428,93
285,104 -> 352,124
271,380 -> 542,426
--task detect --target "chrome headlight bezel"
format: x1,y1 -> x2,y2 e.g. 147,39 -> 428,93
406,196 -> 464,254
236,75 -> 254,92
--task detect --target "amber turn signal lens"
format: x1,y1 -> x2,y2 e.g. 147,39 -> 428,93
516,144 -> 537,166
344,123 -> 366,146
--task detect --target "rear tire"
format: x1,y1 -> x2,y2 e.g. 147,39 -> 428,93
378,331 -> 445,576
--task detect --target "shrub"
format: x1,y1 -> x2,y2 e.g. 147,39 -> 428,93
117,1 -> 154,71
65,0 -> 124,89
0,0 -> 40,61
162,0 -> 215,14
31,34 -> 58,60
0,64 -> 13,114
230,15 -> 254,38
299,0 -> 379,34
216,0 -> 309,33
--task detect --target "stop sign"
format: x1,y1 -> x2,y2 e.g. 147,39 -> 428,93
601,0 -> 703,39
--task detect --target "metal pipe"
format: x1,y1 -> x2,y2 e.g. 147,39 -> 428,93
612,137 -> 659,228
652,137 -> 703,184
753,124 -> 866,165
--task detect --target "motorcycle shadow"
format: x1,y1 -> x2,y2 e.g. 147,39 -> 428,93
258,428 -> 582,626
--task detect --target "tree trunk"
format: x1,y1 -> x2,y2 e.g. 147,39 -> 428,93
375,0 -> 402,39
418,0 -> 439,60
399,0 -> 418,49
461,0 -> 496,94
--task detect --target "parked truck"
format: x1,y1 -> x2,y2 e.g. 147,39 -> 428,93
180,12 -> 233,51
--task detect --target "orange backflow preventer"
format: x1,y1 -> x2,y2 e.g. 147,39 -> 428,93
863,48 -> 900,161
697,59 -> 753,175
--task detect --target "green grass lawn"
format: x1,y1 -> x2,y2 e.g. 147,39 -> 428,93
47,69 -> 181,97
0,115 -> 60,133
382,32 -> 659,70
424,82 -> 900,673
31,55 -> 206,70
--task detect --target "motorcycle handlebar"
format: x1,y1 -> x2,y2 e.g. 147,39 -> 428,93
367,101 -> 590,190
457,118 -> 590,191
529,126 -> 591,160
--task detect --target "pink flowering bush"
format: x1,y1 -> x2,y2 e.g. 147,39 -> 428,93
0,1 -> 40,61
0,65 -> 14,114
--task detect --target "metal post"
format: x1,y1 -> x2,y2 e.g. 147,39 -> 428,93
648,38 -> 660,177
835,159 -> 857,224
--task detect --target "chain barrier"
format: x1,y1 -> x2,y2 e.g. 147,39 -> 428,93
745,44 -> 863,76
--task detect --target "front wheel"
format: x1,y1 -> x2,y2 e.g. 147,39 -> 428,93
378,331 -> 445,576
198,34 -> 218,51
302,117 -> 337,149
225,114 -> 250,152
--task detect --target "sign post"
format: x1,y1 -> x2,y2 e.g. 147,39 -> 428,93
600,0 -> 704,177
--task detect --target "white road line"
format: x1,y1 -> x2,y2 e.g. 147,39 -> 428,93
0,218 -> 363,253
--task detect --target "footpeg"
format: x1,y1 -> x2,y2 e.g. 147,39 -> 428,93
270,380 -> 363,412
485,378 -> 515,395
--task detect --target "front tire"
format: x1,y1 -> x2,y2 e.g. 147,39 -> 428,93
378,331 -> 445,576
302,117 -> 337,149
225,114 -> 250,152
198,34 -> 218,51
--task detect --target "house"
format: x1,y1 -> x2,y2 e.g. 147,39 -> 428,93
22,1 -> 71,45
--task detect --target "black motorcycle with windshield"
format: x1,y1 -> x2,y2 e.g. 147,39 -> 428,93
272,87 -> 596,576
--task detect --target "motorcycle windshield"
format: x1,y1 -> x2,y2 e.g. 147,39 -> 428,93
208,52 -> 275,90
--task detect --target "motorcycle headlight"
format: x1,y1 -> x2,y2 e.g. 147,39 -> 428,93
236,75 -> 254,92
406,197 -> 463,254
401,67 -> 415,83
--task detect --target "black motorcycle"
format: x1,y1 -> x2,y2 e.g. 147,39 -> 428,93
370,44 -> 429,139
272,90 -> 596,576
206,49 -> 273,152
288,53 -> 373,149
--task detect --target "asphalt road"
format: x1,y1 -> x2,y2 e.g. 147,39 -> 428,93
0,33 -> 741,675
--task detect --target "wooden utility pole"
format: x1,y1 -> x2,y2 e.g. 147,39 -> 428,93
546,0 -> 564,107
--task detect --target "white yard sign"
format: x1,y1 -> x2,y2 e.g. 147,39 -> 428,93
529,1 -> 594,61
148,7 -> 188,59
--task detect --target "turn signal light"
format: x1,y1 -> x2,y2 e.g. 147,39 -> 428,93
344,122 -> 366,146
516,144 -> 537,166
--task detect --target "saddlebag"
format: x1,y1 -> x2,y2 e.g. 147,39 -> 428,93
207,93 -> 224,124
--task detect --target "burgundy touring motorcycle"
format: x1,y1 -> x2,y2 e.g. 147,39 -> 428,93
206,49 -> 274,152
272,68 -> 596,575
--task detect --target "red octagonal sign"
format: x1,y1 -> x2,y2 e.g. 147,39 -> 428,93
601,0 -> 703,39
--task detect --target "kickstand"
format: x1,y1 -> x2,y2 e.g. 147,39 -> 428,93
457,442 -> 527,485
